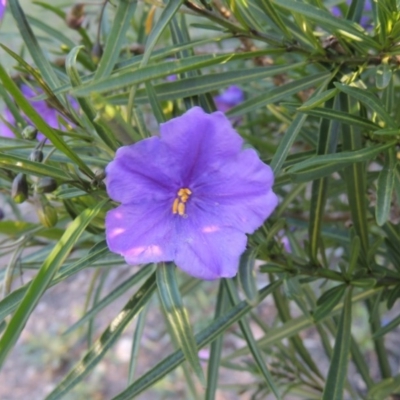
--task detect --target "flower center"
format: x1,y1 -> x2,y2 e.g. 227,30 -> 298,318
172,188 -> 192,216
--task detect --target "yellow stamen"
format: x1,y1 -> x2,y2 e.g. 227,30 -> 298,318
172,198 -> 179,214
178,202 -> 185,216
172,187 -> 192,216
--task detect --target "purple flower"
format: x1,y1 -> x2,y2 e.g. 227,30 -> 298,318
105,107 -> 278,280
0,0 -> 6,21
331,0 -> 372,28
214,85 -> 244,113
0,84 -> 77,140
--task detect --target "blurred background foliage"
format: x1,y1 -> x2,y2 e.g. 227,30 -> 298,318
1,0 -> 400,399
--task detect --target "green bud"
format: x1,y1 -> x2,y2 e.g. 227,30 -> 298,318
21,126 -> 38,140
94,169 -> 106,181
11,173 -> 28,203
91,42 -> 103,63
29,149 -> 44,163
36,196 -> 58,228
34,177 -> 58,194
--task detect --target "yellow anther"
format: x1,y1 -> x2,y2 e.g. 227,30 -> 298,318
173,187 -> 192,216
172,198 -> 179,214
178,202 -> 185,216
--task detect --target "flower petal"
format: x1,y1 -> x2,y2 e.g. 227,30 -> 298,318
160,107 -> 243,183
190,148 -> 278,233
106,202 -> 177,265
174,214 -> 247,280
106,136 -> 180,204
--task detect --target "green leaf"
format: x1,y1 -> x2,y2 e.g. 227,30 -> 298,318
0,64 -> 94,178
270,113 -> 308,176
368,374 -> 400,400
373,312 -> 400,339
156,263 -> 205,385
111,280 -> 282,400
8,0 -> 61,90
273,0 -> 379,48
227,72 -> 330,116
376,64 -> 392,90
322,287 -> 353,400
94,1 -> 137,79
376,148 -> 396,226
298,106 -> 379,131
0,200 -> 107,367
65,46 -> 119,151
0,241 -> 111,323
205,282 -> 226,400
313,284 -> 346,322
298,88 -> 338,111
308,95 -> 340,263
108,62 -> 307,104
0,153 -> 71,180
334,82 -> 396,128
225,279 -> 281,399
238,249 -> 259,306
70,51 -> 290,97
289,141 -> 395,175
226,287 -> 379,360
63,265 -> 155,335
141,0 -> 185,66
45,272 -> 157,400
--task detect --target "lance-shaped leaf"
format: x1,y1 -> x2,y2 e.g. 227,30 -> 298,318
156,262 -> 205,385
45,272 -> 157,400
322,286 -> 353,400
0,200 -> 107,367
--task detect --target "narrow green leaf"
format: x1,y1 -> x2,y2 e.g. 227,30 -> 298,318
322,287 -> 353,400
273,0 -> 379,48
254,0 -> 291,37
334,82 -> 396,128
156,263 -> 205,385
8,0 -> 61,89
226,287 -> 379,360
225,280 -> 281,399
145,82 -> 166,124
141,0 -> 185,66
376,64 -> 392,90
227,72 -> 330,116
238,249 -> 259,306
205,282 -> 226,400
0,64 -> 94,178
64,265 -> 155,335
0,200 -> 107,367
0,241 -> 112,322
94,1 -> 137,79
46,272 -> 157,400
65,46 -> 118,151
108,62 -> 307,104
290,141 -> 395,174
70,51 -> 287,97
0,153 -> 71,180
308,95 -> 340,263
111,280 -> 282,400
373,313 -> 400,339
298,88 -> 338,111
368,374 -> 400,400
270,113 -> 308,176
376,148 -> 396,226
128,303 -> 150,383
313,285 -> 346,322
